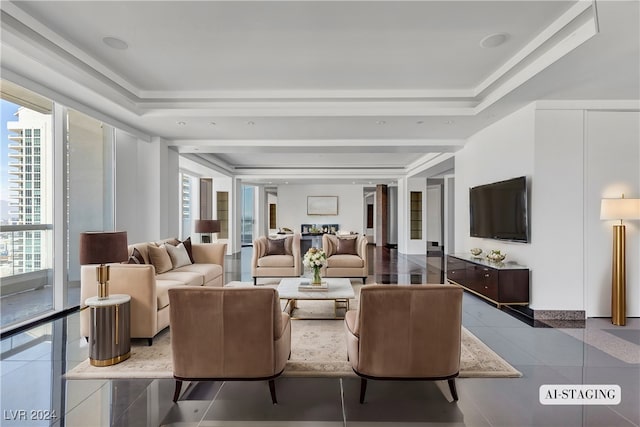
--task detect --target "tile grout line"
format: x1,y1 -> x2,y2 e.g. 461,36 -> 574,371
339,378 -> 346,427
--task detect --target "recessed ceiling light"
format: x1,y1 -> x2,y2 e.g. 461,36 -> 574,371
209,121 -> 216,126
480,33 -> 509,48
443,120 -> 454,125
177,121 -> 186,126
247,121 -> 255,126
416,120 -> 424,125
103,36 -> 129,50
376,120 -> 386,125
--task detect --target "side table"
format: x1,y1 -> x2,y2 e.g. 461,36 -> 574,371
86,294 -> 131,367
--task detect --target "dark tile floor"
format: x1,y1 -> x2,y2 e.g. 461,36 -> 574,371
1,247 -> 639,426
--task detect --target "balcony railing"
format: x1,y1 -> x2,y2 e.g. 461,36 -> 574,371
0,224 -> 53,296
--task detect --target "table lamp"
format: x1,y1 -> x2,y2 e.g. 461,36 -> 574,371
195,219 -> 220,243
600,195 -> 640,326
79,231 -> 129,299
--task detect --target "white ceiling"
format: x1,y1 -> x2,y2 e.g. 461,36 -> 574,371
1,0 -> 638,184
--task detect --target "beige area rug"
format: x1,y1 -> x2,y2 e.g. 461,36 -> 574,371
65,299 -> 521,380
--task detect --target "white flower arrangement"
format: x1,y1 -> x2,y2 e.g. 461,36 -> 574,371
303,247 -> 327,269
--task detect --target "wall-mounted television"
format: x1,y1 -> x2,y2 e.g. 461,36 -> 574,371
469,176 -> 529,243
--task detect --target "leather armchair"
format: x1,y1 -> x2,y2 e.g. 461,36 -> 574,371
344,284 -> 463,403
168,286 -> 291,403
252,234 -> 301,285
322,234 -> 368,282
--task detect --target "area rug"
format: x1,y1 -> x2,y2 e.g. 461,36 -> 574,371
65,300 -> 521,379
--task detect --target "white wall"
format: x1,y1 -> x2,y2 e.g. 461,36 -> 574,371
406,178 -> 427,254
277,184 -> 365,234
455,102 -> 640,317
115,132 -> 179,243
426,185 -> 442,246
584,111 -> 639,317
455,104 -> 536,264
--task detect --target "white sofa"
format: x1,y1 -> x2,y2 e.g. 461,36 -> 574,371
80,238 -> 227,345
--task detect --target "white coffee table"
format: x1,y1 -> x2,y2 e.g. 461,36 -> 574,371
277,277 -> 355,319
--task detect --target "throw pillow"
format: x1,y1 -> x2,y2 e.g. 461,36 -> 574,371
147,244 -> 173,274
337,237 -> 357,255
266,237 -> 286,255
166,242 -> 192,269
182,236 -> 195,263
127,247 -> 145,264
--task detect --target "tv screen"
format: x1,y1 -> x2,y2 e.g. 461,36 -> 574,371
469,176 -> 529,243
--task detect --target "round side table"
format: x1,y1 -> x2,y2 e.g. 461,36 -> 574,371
86,294 -> 131,367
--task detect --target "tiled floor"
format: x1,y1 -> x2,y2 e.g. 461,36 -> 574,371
1,247 -> 639,427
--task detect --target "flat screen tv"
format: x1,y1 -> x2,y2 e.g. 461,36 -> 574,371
469,176 -> 529,243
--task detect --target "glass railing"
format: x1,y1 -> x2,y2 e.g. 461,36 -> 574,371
0,224 -> 53,279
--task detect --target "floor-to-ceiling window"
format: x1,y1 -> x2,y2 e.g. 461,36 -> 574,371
241,185 -> 255,246
1,80 -> 116,333
1,81 -> 54,330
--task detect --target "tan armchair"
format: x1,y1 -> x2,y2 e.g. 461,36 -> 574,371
168,286 -> 291,404
252,234 -> 301,285
344,284 -> 463,403
322,234 -> 368,282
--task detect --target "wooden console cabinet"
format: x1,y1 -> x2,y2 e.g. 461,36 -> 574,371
446,254 -> 529,307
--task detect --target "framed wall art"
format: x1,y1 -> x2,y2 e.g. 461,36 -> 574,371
307,196 -> 338,215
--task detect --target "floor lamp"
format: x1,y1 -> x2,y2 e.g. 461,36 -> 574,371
600,196 -> 640,326
195,219 -> 220,243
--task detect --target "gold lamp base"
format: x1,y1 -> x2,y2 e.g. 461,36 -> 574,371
96,264 -> 110,300
611,224 -> 626,326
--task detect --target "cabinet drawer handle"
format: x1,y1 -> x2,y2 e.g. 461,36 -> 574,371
484,274 -> 490,278
484,286 -> 488,289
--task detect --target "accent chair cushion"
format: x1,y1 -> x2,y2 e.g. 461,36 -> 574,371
148,244 -> 173,274
337,237 -> 357,255
166,242 -> 192,269
257,254 -> 294,268
326,254 -> 364,268
266,238 -> 286,255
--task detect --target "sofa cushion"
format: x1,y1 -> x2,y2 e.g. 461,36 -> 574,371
127,247 -> 145,264
129,243 -> 152,264
166,242 -> 192,269
182,237 -> 195,263
156,237 -> 180,247
156,270 -> 204,286
266,238 -> 286,255
174,263 -> 222,284
326,254 -> 364,268
257,254 -> 294,268
156,279 -> 186,310
337,237 -> 357,255
148,244 -> 173,274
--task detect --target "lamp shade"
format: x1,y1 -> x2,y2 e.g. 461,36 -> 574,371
600,198 -> 640,220
195,219 -> 220,233
79,231 -> 129,265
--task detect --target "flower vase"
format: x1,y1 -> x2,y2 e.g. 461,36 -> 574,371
312,267 -> 322,285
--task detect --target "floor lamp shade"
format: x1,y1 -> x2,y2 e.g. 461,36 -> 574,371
600,197 -> 640,326
79,231 -> 129,299
195,220 -> 220,243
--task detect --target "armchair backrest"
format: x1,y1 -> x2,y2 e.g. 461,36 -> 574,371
323,234 -> 367,259
354,284 -> 463,378
169,286 -> 283,379
252,234 -> 301,259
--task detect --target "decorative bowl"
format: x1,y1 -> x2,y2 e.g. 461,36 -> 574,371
487,251 -> 506,262
470,248 -> 482,256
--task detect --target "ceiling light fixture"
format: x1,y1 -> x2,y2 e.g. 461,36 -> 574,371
177,121 -> 186,126
416,120 -> 424,125
376,120 -> 386,125
102,36 -> 129,50
209,121 -> 216,126
247,121 -> 255,126
480,33 -> 509,48
443,120 -> 454,125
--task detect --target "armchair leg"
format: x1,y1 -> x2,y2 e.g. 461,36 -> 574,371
359,378 -> 368,404
253,277 -> 257,286
173,380 -> 183,402
268,379 -> 278,404
448,378 -> 459,402
147,338 -> 153,346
